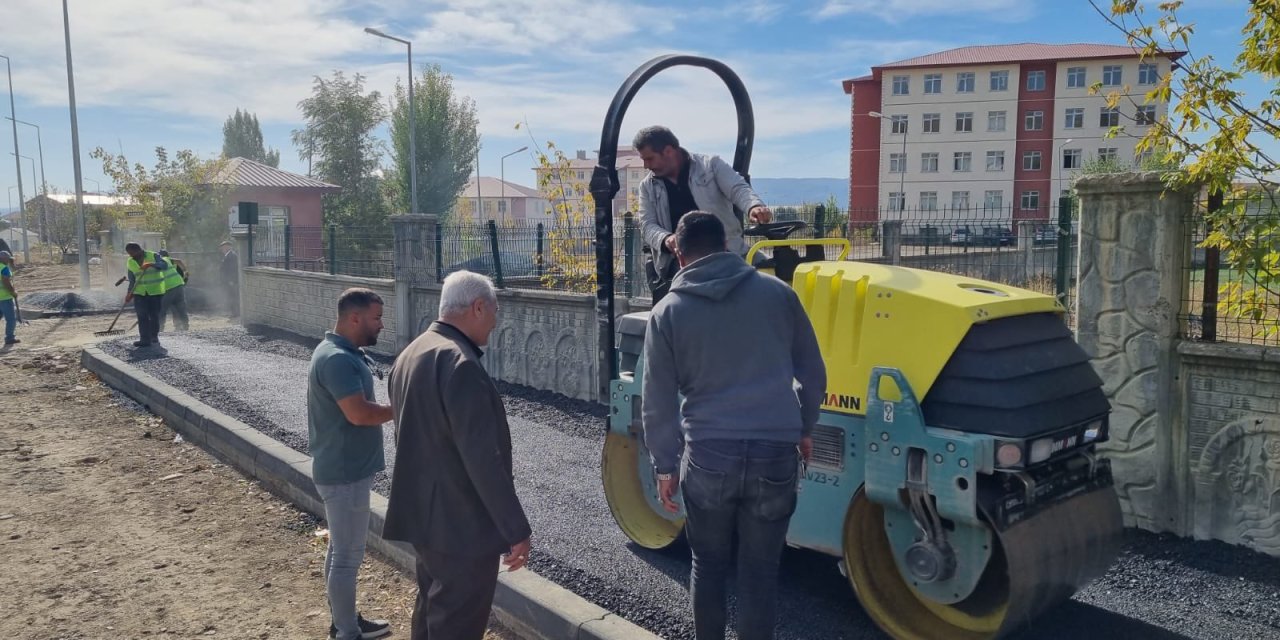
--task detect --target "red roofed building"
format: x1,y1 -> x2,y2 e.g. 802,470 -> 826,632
842,43 -> 1185,227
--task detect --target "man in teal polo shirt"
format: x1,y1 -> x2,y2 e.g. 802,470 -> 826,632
308,288 -> 394,640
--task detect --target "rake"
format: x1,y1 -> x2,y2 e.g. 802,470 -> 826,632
95,282 -> 135,336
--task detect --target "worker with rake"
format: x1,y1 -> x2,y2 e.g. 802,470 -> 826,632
123,242 -> 169,348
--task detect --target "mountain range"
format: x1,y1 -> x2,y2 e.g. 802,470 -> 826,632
749,178 -> 848,209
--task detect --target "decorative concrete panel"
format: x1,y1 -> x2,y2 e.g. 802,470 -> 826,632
241,267 -> 398,355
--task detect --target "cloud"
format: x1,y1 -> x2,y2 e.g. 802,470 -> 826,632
815,0 -> 1031,22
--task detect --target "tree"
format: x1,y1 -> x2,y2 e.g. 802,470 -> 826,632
388,64 -> 480,217
222,109 -> 280,167
90,147 -> 231,252
1093,0 -> 1280,333
291,71 -> 388,228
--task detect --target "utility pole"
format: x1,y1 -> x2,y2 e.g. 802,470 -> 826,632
63,0 -> 90,288
2,54 -> 28,263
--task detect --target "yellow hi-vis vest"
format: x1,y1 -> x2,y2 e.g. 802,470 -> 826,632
0,263 -> 13,301
161,260 -> 185,290
128,251 -> 167,296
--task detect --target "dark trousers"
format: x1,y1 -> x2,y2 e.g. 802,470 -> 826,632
160,284 -> 189,331
224,283 -> 240,318
681,439 -> 799,640
133,294 -> 163,345
410,546 -> 499,640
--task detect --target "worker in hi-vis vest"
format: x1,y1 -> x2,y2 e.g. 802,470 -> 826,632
124,242 -> 169,348
158,249 -> 190,332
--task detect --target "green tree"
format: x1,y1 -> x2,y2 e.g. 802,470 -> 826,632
90,147 -> 231,252
389,64 -> 480,216
1093,0 -> 1280,333
291,71 -> 388,228
222,109 -> 280,167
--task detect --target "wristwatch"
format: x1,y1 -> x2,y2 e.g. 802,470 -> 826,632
656,472 -> 673,481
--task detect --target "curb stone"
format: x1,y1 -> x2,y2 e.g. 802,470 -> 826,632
81,344 -> 663,640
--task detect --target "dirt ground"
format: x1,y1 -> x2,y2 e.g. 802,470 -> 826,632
0,267 -> 516,640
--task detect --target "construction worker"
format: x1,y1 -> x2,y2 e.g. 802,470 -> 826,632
158,250 -> 190,332
219,240 -> 240,318
124,242 -> 169,348
0,250 -> 18,345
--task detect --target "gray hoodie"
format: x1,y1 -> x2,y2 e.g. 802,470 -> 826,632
641,252 -> 826,474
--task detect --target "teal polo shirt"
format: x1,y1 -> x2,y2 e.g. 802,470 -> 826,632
307,331 -> 385,485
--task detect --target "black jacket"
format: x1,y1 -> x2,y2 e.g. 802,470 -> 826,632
220,250 -> 239,286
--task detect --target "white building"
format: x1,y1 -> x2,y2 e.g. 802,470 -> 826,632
843,43 -> 1184,227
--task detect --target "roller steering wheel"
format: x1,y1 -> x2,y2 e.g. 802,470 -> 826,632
744,220 -> 808,241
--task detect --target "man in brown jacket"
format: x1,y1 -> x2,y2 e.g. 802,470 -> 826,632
384,270 -> 532,640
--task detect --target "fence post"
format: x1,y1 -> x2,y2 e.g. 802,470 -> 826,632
328,225 -> 337,276
434,222 -> 444,282
882,220 -> 903,265
487,219 -> 505,288
1201,191 -> 1223,342
814,205 -> 826,238
535,223 -> 545,278
1054,196 -> 1072,306
283,224 -> 292,270
623,213 -> 636,297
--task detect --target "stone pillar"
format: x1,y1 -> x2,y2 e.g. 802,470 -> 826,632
1017,221 -> 1037,286
391,214 -> 439,352
881,220 -> 903,265
232,230 -> 250,325
1074,172 -> 1196,533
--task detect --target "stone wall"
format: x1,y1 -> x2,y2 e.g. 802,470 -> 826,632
240,267 -> 398,354
1181,341 -> 1280,557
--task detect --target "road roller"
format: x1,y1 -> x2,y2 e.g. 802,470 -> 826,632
586,55 -> 1123,639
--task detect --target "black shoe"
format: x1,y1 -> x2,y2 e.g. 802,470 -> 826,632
132,340 -> 151,347
3,338 -> 17,345
329,614 -> 391,640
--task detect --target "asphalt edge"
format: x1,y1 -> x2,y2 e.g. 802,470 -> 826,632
81,344 -> 663,640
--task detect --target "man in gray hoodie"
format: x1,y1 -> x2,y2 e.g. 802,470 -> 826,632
641,212 -> 826,640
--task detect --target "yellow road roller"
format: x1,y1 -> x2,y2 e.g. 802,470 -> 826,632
586,55 -> 1122,639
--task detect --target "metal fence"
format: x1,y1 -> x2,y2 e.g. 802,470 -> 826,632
1182,192 -> 1280,346
252,202 -> 1080,310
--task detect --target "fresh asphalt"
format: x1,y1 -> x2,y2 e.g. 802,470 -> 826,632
100,328 -> 1280,640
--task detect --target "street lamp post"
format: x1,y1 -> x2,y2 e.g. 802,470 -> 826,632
2,54 -> 28,263
6,186 -> 17,249
1056,138 -> 1075,200
868,111 -> 906,212
11,154 -> 36,250
364,27 -> 417,215
6,117 -> 49,243
500,146 -> 528,223
62,0 -> 90,289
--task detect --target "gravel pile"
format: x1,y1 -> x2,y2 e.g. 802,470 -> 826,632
22,289 -> 124,314
96,326 -> 1280,640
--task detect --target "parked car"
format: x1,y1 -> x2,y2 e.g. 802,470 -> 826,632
950,226 -> 972,245
445,253 -> 537,279
1034,225 -> 1059,244
979,227 -> 1016,247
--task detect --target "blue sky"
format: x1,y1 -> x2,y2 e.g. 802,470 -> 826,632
0,0 -> 1267,210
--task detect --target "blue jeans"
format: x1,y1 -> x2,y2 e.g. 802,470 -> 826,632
316,474 -> 375,640
1,299 -> 15,341
681,439 -> 799,640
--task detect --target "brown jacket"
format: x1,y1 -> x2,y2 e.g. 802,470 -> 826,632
383,322 -> 530,556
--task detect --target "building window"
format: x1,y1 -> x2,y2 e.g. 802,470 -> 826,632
1063,148 -> 1082,169
1136,105 -> 1157,125
892,75 -> 909,95
1026,70 -> 1046,91
891,114 -> 908,134
986,150 -> 1005,171
1099,107 -> 1120,127
952,191 -> 970,210
990,70 -> 1008,92
956,72 -> 975,93
924,74 -> 942,94
920,191 -> 938,210
1021,190 -> 1040,210
921,152 -> 939,173
1025,110 -> 1044,131
1098,147 -> 1118,162
889,153 -> 906,173
630,170 -> 640,180
984,190 -> 1003,210
955,112 -> 974,133
577,170 -> 585,180
1139,63 -> 1159,85
1102,65 -> 1123,86
498,200 -> 508,214
954,151 -> 972,172
1066,66 -> 1086,88
1022,151 -> 1042,171
922,113 -> 941,133
888,192 -> 905,211
987,110 -> 1006,132
1064,107 -> 1084,129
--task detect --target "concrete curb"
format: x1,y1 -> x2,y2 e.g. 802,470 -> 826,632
82,344 -> 663,640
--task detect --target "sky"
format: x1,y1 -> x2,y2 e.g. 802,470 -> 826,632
0,0 -> 1269,210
